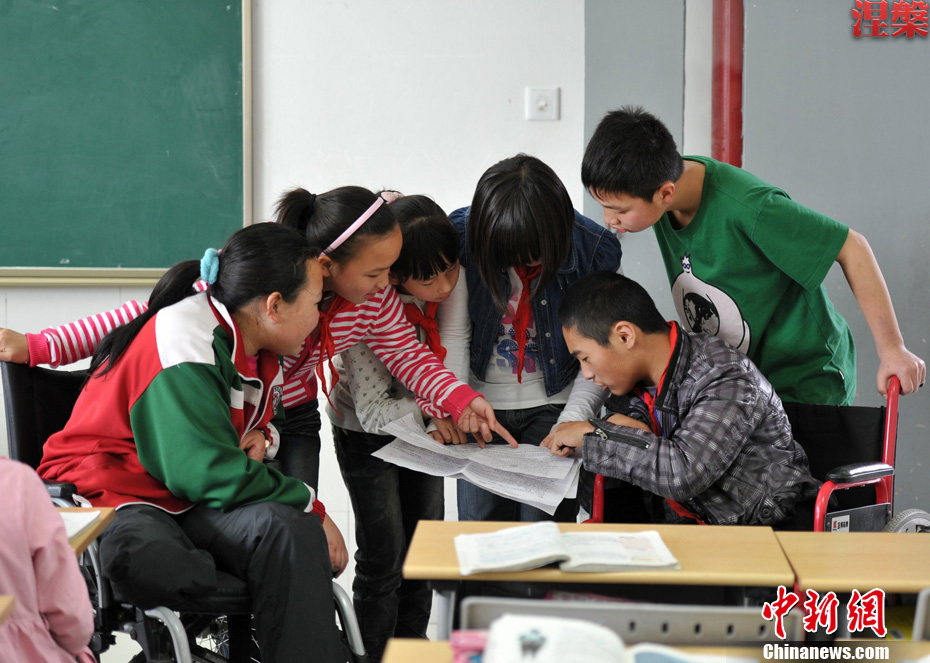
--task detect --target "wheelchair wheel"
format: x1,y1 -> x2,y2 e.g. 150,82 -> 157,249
883,508 -> 930,533
190,616 -> 261,663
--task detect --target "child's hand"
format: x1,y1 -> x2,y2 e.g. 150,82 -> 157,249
239,429 -> 268,462
541,421 -> 593,457
457,396 -> 518,448
0,328 -> 29,364
429,415 -> 467,445
606,413 -> 653,432
321,514 -> 348,577
877,346 -> 926,396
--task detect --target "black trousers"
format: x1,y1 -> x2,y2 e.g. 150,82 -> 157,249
333,425 -> 444,662
99,502 -> 343,663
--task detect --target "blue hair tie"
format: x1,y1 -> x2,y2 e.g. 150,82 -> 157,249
200,248 -> 220,285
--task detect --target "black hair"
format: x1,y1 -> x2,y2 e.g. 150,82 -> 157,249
274,185 -> 398,263
581,106 -> 685,201
467,154 -> 573,312
388,195 -> 458,282
90,223 -> 316,376
559,271 -> 668,346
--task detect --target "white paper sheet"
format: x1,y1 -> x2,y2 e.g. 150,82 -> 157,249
380,414 -> 575,479
372,438 -> 469,476
374,414 -> 581,513
462,459 -> 579,507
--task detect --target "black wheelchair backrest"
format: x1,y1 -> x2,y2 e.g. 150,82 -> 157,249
1,362 -> 89,470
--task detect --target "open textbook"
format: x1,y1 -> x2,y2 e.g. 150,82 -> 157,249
482,613 -> 758,663
454,521 -> 680,576
373,414 -> 580,515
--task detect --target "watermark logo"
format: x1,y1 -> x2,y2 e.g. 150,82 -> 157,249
830,514 -> 850,532
762,586 -> 886,638
852,1 -> 929,38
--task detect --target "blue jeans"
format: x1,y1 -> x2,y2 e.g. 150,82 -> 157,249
456,403 -> 577,522
279,400 -> 322,490
333,426 -> 444,662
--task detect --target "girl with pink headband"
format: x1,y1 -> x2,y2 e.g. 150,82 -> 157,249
273,185 -> 513,490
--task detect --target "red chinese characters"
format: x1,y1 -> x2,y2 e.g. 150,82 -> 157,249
761,586 -> 800,639
853,0 -> 929,37
762,586 -> 887,638
848,588 -> 888,638
803,589 -> 840,635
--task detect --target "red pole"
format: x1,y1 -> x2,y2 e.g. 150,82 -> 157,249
712,0 -> 744,167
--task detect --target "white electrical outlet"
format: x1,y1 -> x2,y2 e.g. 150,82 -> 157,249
525,87 -> 560,121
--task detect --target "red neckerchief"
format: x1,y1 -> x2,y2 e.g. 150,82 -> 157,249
512,264 -> 541,383
635,323 -> 705,525
403,301 -> 446,362
314,294 -> 356,411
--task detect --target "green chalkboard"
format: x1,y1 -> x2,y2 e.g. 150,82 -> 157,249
0,0 -> 244,269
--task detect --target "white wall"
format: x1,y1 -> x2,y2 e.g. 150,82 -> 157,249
253,0 -> 586,218
1,2 -> 587,657
683,0 -> 712,157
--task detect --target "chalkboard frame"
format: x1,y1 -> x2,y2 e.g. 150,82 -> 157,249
0,1 -> 252,287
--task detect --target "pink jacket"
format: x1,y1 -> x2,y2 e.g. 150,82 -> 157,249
0,458 -> 95,663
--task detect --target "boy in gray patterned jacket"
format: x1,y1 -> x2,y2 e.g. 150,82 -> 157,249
543,270 -> 819,527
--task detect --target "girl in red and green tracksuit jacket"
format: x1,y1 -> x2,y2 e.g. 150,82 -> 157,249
39,223 -> 347,663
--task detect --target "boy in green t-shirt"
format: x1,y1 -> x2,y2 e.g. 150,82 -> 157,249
580,106 -> 924,406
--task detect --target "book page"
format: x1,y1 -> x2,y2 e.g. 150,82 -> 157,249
559,530 -> 680,573
454,521 -> 568,575
59,509 -> 100,540
483,613 -> 626,663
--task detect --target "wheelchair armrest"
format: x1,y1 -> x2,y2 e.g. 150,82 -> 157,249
825,462 -> 894,484
43,479 -> 77,502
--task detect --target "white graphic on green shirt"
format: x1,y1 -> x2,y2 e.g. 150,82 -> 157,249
672,254 -> 751,353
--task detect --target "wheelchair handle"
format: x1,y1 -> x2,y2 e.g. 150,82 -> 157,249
880,375 -> 901,505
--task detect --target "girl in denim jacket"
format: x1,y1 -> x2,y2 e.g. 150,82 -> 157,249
449,154 -> 623,522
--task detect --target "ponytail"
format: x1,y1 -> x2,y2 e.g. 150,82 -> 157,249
89,260 -> 201,376
275,185 -> 397,263
274,187 -> 317,236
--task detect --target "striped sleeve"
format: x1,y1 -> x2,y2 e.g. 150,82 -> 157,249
280,348 -> 319,408
27,300 -> 149,367
355,287 -> 479,420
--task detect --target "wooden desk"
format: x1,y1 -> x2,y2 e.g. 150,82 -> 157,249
59,507 -> 116,556
775,531 -> 930,593
405,521 -> 794,638
383,639 -> 765,662
0,595 -> 14,625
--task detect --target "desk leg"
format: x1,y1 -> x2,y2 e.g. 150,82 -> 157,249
436,587 -> 456,639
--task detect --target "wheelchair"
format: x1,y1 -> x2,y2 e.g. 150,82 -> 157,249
1,361 -> 367,663
586,376 -> 930,533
